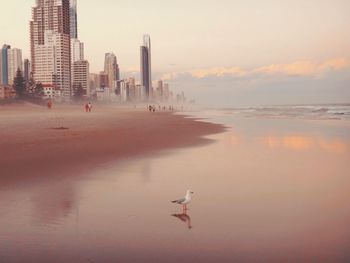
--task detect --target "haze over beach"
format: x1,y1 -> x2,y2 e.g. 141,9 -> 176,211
1,0 -> 350,106
1,1 -> 350,263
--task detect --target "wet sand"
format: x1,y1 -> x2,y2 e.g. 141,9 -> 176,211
0,104 -> 224,186
1,106 -> 350,263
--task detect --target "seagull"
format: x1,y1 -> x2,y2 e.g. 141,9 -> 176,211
171,190 -> 194,211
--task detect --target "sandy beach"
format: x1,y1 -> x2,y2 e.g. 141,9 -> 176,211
1,105 -> 350,263
0,103 -> 224,186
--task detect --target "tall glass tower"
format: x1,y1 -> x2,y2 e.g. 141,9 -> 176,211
140,34 -> 152,99
70,0 -> 78,38
1,44 -> 11,86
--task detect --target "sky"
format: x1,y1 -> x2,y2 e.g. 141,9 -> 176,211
1,0 -> 349,106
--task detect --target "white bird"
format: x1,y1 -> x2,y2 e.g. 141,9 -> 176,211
171,190 -> 194,211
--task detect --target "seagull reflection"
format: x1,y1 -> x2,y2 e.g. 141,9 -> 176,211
172,212 -> 193,229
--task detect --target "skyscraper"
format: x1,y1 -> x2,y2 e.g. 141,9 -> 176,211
140,34 -> 152,99
72,60 -> 89,97
70,0 -> 78,39
140,46 -> 149,98
104,53 -> 119,93
1,45 -> 11,86
7,48 -> 23,86
71,38 -> 84,63
163,83 -> 170,101
99,72 -> 109,89
30,0 -> 71,100
0,52 -> 2,85
24,59 -> 31,87
33,31 -> 59,91
71,38 -> 84,85
69,1 -> 88,94
89,73 -> 100,96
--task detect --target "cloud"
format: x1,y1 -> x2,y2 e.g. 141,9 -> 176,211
255,58 -> 350,76
160,57 -> 350,81
190,67 -> 246,78
160,72 -> 182,81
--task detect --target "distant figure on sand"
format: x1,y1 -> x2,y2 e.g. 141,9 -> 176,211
88,102 -> 92,112
47,100 -> 52,109
85,103 -> 89,112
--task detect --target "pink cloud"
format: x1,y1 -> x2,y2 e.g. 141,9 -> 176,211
160,58 -> 350,80
255,58 -> 350,76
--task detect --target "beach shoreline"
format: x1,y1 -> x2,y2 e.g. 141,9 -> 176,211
0,104 -> 225,187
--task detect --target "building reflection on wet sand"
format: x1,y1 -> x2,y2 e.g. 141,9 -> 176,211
30,182 -> 77,226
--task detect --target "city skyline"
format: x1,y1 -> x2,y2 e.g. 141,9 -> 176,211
1,1 -> 348,71
0,0 -> 177,102
1,0 -> 349,105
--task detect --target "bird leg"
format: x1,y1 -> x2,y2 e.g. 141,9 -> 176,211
183,204 -> 188,212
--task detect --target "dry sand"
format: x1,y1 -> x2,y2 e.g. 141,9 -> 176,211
0,103 -> 224,186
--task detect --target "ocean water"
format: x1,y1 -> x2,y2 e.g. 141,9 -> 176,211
1,105 -> 350,263
223,103 -> 350,121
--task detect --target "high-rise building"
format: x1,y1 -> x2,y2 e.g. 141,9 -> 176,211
70,0 -> 78,39
140,46 -> 149,98
125,77 -> 136,101
0,57 -> 2,86
140,34 -> 152,99
7,48 -> 23,86
135,84 -> 142,101
99,72 -> 109,89
1,45 -> 11,86
0,51 -> 2,85
0,57 -> 2,85
119,80 -> 128,102
71,38 -> 84,85
104,53 -> 119,93
143,35 -> 151,84
72,60 -> 89,97
30,0 -> 71,100
71,38 -> 84,63
24,59 -> 31,87
33,31 -> 57,89
156,80 -> 163,99
70,3 -> 86,92
89,73 -> 100,96
163,83 -> 170,101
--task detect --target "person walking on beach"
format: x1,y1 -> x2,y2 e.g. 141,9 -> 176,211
88,102 -> 92,112
47,100 -> 52,109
